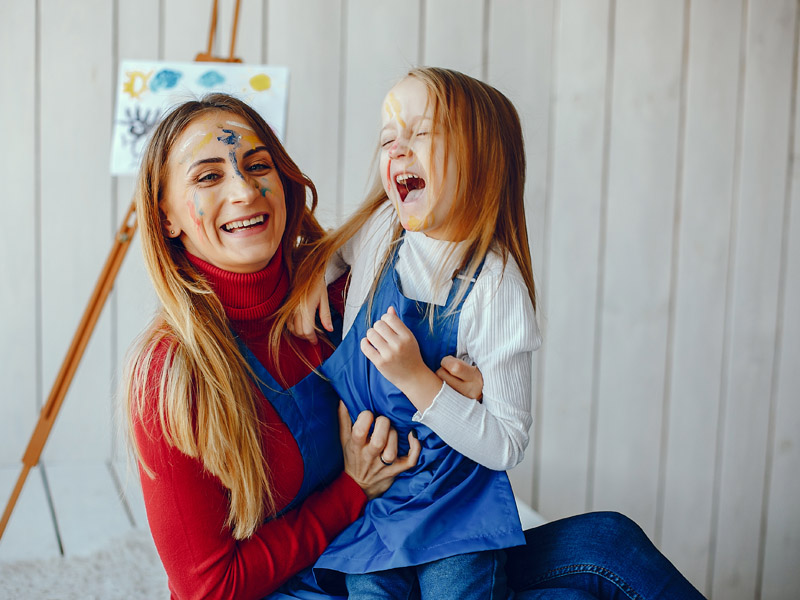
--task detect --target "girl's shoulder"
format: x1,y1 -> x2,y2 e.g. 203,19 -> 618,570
474,246 -> 528,292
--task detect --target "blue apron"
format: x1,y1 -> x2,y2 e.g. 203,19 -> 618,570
236,342 -> 348,600
312,235 -> 524,587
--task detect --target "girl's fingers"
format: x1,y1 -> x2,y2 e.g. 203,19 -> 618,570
360,338 -> 381,364
365,328 -> 390,355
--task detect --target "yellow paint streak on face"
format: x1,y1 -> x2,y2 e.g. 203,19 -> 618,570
241,133 -> 262,150
384,92 -> 406,129
189,131 -> 215,160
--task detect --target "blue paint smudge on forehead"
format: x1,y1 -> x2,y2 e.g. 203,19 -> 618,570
217,129 -> 239,146
151,69 -> 182,92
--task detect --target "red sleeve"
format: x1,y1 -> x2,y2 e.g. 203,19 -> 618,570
133,345 -> 367,600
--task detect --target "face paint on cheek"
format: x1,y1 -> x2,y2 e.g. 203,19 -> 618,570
252,179 -> 271,197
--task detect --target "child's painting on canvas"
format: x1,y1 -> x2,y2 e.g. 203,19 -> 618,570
111,60 -> 289,176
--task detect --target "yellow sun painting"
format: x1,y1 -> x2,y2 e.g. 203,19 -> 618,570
122,70 -> 153,99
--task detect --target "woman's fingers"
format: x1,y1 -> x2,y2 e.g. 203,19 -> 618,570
380,428 -> 399,465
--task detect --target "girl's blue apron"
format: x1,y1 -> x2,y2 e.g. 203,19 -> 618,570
312,236 -> 524,590
255,235 -> 523,599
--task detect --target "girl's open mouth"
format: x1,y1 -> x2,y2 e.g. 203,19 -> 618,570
395,173 -> 426,202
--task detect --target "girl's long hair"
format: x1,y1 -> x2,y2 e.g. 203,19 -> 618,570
279,66 -> 536,335
123,93 -> 324,540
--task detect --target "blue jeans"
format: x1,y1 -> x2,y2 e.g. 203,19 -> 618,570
345,550 -> 508,599
507,512 -> 707,599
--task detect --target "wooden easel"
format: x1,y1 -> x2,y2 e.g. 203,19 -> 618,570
0,0 -> 243,543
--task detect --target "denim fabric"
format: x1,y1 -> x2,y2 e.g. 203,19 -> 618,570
506,512 -> 707,600
345,550 -> 509,600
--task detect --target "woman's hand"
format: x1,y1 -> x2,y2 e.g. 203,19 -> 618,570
338,401 -> 421,500
436,356 -> 484,401
288,275 -> 333,344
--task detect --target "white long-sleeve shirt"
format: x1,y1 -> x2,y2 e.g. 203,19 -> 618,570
326,201 -> 541,471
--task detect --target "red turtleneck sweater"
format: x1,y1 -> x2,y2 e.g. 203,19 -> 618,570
133,250 -> 366,600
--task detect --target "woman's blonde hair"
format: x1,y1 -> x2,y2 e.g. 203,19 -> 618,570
123,93 -> 323,540
280,66 -> 536,333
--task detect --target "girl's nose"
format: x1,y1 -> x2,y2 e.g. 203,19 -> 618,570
388,138 -> 410,159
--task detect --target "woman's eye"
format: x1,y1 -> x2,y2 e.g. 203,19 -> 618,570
198,172 -> 220,183
381,138 -> 395,148
415,131 -> 429,138
247,161 -> 273,173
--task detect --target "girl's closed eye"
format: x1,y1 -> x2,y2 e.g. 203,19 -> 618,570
381,137 -> 396,148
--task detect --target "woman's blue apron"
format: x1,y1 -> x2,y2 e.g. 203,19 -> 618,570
236,342 -> 347,599
312,236 -> 524,589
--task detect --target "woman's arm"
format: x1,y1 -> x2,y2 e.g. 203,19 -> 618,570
134,350 -> 419,600
134,402 -> 364,600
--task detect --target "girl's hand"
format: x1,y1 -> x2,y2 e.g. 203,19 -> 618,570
360,307 -> 442,410
338,402 -> 421,499
288,275 -> 333,344
436,356 -> 484,401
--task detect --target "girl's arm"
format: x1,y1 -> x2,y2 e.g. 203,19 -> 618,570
415,266 -> 539,471
362,264 -> 538,471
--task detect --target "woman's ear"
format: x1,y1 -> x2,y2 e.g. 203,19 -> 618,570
163,218 -> 180,238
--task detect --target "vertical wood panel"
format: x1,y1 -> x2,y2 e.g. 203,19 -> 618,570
659,0 -> 742,592
592,0 -> 684,534
535,0 -> 611,520
423,0 -> 483,76
761,13 -> 800,592
164,0 -> 211,61
40,0 -> 114,461
267,0 -> 344,228
486,0 -> 555,507
713,1 -> 797,597
340,0 -> 422,221
0,0 -> 38,464
112,0 -> 162,463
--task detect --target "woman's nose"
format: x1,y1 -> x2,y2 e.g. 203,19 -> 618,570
226,172 -> 259,204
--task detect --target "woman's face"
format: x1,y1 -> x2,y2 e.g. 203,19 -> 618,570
379,76 -> 457,240
161,112 -> 286,273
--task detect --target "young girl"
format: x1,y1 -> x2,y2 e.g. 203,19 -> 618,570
282,67 -> 540,599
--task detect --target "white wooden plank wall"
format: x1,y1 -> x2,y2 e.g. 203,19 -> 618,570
0,1 -> 797,598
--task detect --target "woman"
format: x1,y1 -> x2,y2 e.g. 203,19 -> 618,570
124,93 -> 704,600
123,93 -> 431,599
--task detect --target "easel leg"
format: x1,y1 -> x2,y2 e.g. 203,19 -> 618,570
0,201 -> 138,542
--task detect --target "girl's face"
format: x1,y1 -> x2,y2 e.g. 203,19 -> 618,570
161,112 -> 286,273
379,77 -> 457,240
